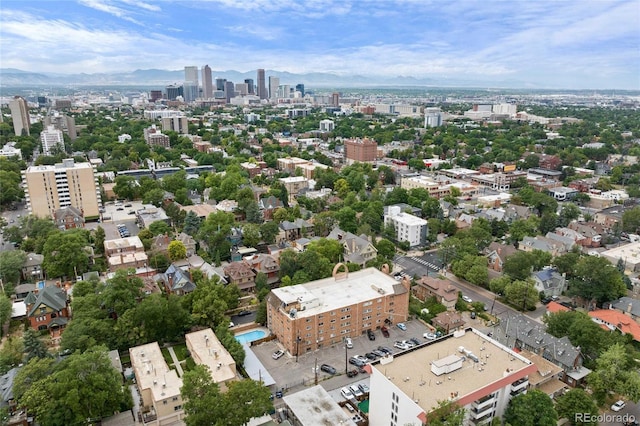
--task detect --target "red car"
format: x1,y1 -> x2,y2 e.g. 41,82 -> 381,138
381,326 -> 390,338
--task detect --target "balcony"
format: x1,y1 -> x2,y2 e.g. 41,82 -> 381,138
472,396 -> 496,413
470,405 -> 494,422
511,378 -> 528,393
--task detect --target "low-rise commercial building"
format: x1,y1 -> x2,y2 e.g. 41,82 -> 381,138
185,328 -> 238,391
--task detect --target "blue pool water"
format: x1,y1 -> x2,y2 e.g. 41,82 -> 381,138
235,329 -> 267,344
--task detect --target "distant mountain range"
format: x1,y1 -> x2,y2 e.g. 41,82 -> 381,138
0,68 -> 533,89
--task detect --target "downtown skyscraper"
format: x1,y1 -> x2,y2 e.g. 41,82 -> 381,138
202,65 -> 213,99
257,69 -> 267,100
184,66 -> 199,102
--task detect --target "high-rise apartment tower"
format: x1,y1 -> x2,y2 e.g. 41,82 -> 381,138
9,96 -> 30,136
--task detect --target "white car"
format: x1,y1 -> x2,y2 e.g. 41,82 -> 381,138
424,332 -> 437,340
462,295 -> 473,303
345,337 -> 353,349
611,400 -> 626,412
340,387 -> 355,400
394,341 -> 410,350
349,385 -> 363,398
397,323 -> 407,331
272,350 -> 285,360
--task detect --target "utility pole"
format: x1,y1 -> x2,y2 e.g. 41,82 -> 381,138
314,358 -> 318,385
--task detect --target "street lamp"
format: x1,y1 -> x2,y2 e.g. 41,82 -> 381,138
344,343 -> 348,374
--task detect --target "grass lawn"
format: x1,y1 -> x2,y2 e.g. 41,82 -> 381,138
161,348 -> 173,366
172,343 -> 189,360
184,357 -> 196,372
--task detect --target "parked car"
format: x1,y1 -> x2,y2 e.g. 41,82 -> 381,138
124,203 -> 132,207
365,352 -> 377,360
237,310 -> 252,316
424,332 -> 437,340
345,337 -> 353,349
409,337 -> 420,346
381,326 -> 390,337
611,400 -> 626,412
367,329 -> 376,341
320,364 -> 336,374
402,340 -> 415,348
340,387 -> 355,400
349,357 -> 365,367
354,355 -> 369,363
394,341 -> 409,350
462,295 -> 473,303
396,323 -> 407,331
272,350 -> 285,360
358,383 -> 370,393
541,297 -> 552,305
378,346 -> 393,354
349,385 -> 363,398
347,369 -> 359,378
470,312 -> 477,319
372,349 -> 385,357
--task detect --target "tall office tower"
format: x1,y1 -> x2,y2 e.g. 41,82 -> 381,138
166,85 -> 183,101
244,79 -> 254,94
9,96 -> 30,136
268,76 -> 280,100
224,81 -> 235,103
40,125 -> 65,155
184,66 -> 199,85
202,65 -> 213,99
235,83 -> 249,96
215,78 -> 227,91
257,69 -> 267,99
44,113 -> 77,141
150,90 -> 163,102
22,158 -> 102,219
295,83 -> 305,97
331,92 -> 340,107
37,96 -> 48,108
183,81 -> 198,102
277,85 -> 290,99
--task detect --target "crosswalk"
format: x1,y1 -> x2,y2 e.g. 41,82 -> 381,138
408,256 -> 441,271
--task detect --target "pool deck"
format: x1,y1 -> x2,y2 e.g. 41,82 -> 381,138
234,326 -> 270,341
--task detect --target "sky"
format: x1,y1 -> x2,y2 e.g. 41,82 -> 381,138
0,0 -> 639,89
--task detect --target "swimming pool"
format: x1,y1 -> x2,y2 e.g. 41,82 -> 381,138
235,329 -> 267,344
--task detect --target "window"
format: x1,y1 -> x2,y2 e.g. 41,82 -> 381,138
174,405 -> 182,411
172,397 -> 178,401
163,400 -> 168,405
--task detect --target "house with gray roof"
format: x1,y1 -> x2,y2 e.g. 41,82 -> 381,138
519,236 -> 565,257
0,367 -> 20,414
532,267 -> 566,298
327,228 -> 378,268
609,297 -> 640,322
545,232 -> 575,253
155,264 -> 196,296
25,285 -> 69,339
21,253 -> 44,281
494,314 -> 590,387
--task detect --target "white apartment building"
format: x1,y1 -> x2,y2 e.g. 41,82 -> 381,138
384,206 -> 427,247
143,110 -> 183,120
493,103 -> 518,115
319,119 -> 335,132
369,329 -> 537,426
0,142 -> 22,159
40,125 -> 64,155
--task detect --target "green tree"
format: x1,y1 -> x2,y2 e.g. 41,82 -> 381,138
622,206 -> 640,233
569,255 -> 626,304
93,226 -> 106,255
19,346 -> 131,426
306,238 -> 343,264
101,269 -> 144,318
167,240 -> 187,261
504,279 -> 538,311
0,293 -> 12,337
242,223 -> 261,248
244,201 -> 263,224
0,250 -> 27,285
588,343 -> 640,404
23,328 -> 49,361
183,211 -> 202,236
259,221 -> 279,244
149,220 -> 172,236
143,187 -> 165,206
0,336 -> 23,374
113,175 -> 139,200
426,400 -> 466,426
503,389 -> 557,426
375,238 -> 396,260
13,356 -> 56,403
555,389 -> 598,425
42,230 -> 90,279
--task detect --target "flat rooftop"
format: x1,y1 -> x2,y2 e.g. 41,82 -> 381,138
282,385 -> 356,426
130,342 -> 182,402
104,236 -> 144,252
601,241 -> 640,264
373,329 -> 534,413
388,212 -> 427,226
186,329 -> 237,385
271,268 -> 404,318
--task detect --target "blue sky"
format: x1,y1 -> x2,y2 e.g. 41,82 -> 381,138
0,0 -> 638,89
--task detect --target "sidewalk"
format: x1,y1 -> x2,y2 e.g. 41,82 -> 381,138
167,346 -> 184,377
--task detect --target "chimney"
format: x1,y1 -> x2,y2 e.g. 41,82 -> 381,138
628,303 -> 633,314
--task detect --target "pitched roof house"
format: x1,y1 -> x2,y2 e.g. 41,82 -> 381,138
485,242 -> 518,272
243,253 -> 280,286
326,228 -> 378,268
53,205 -> 85,229
21,253 -> 44,281
25,286 -> 69,339
223,261 -> 256,291
532,268 -> 566,298
156,264 -> 196,296
412,276 -> 458,310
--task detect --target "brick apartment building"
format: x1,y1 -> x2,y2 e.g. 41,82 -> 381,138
344,138 -> 377,164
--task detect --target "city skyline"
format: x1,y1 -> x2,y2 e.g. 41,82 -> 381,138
0,0 -> 638,90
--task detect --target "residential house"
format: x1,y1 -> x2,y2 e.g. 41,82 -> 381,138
150,234 -> 172,256
326,228 -> 378,268
431,311 -> 465,333
136,205 -> 170,229
24,285 -> 70,339
21,253 -> 44,281
258,195 -> 283,221
519,349 -> 568,399
504,204 -> 533,222
0,367 -> 20,416
485,242 -> 518,272
14,283 -> 36,300
609,297 -> 640,323
589,309 -> 640,342
532,268 -> 566,298
279,218 -> 314,242
567,222 -> 602,247
546,301 -> 571,315
412,276 -> 458,310
244,253 -> 280,286
545,232 -> 576,253
176,232 -> 197,257
519,236 -> 565,257
53,205 -> 85,229
495,315 -> 591,387
156,264 -> 196,296
105,236 -> 148,272
537,154 -> 562,170
223,261 -> 256,291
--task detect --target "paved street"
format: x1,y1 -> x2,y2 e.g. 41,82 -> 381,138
394,251 -> 444,279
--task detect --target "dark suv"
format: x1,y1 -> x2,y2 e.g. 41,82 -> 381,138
367,329 -> 376,341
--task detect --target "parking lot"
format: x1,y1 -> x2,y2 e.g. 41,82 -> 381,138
249,319 -> 432,396
100,201 -> 145,239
